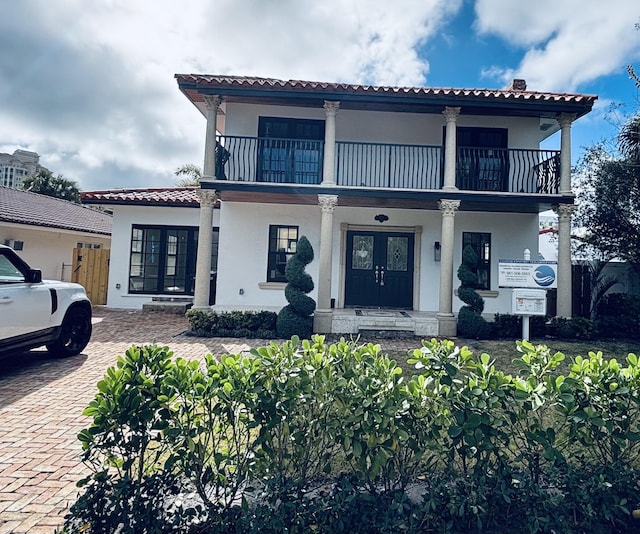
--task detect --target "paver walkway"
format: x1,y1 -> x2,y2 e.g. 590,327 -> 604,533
0,307 -> 421,533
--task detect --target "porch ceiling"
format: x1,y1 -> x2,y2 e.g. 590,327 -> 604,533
204,181 -> 572,214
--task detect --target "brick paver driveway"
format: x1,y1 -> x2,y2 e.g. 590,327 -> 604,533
0,308 -> 418,533
0,307 -> 267,534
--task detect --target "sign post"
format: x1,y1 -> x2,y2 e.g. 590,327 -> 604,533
499,253 -> 556,341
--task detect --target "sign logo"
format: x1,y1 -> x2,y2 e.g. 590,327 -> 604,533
533,265 -> 556,287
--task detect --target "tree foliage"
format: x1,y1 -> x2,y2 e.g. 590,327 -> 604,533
174,164 -> 202,186
574,116 -> 640,265
21,169 -> 81,203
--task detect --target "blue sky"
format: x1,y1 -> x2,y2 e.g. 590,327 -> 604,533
0,0 -> 638,190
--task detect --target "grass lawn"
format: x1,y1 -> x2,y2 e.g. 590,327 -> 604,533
388,337 -> 640,376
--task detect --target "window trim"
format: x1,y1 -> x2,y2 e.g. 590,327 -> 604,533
462,232 -> 492,290
266,225 -> 299,283
128,224 -> 219,296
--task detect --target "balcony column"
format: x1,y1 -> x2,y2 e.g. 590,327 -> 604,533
558,113 -> 575,194
555,203 -> 575,318
193,190 -> 218,309
322,101 -> 340,185
442,107 -> 461,191
314,194 -> 338,333
203,95 -> 222,180
437,199 -> 460,337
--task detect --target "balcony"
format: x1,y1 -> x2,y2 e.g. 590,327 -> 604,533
215,135 -> 561,195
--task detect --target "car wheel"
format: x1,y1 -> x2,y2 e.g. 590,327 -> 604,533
46,307 -> 92,357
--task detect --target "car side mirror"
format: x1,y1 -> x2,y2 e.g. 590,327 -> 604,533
26,269 -> 42,283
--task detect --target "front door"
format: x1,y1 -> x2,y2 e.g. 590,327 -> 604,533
344,230 -> 414,308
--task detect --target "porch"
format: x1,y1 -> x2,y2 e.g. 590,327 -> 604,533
214,135 -> 561,195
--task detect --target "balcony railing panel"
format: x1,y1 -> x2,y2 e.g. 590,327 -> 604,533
336,141 -> 442,189
216,135 -> 560,194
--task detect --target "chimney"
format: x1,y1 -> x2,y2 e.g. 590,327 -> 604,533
506,79 -> 527,91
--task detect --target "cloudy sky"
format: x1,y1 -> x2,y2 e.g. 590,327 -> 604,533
1,0 -> 639,191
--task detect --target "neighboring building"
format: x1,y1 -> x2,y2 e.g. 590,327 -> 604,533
170,75 -> 595,336
0,186 -> 111,281
81,187 -> 219,309
0,149 -> 49,189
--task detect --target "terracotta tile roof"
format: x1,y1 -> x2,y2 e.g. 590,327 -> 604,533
81,187 -> 205,207
175,74 -> 598,108
0,186 -> 112,235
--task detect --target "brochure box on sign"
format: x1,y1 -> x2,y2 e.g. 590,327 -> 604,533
512,289 -> 547,316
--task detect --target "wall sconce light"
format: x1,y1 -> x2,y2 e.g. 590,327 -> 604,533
374,214 -> 389,223
434,241 -> 441,262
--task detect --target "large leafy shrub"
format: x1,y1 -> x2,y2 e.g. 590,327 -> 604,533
66,339 -> 640,533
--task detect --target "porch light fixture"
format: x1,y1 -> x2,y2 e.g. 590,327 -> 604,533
374,214 -> 389,223
434,241 -> 441,262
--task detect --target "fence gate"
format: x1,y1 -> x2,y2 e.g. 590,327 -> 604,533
72,248 -> 110,305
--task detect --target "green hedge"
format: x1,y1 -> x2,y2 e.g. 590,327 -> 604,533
186,309 -> 278,338
64,339 -> 640,533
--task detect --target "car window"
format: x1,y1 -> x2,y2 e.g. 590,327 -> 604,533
0,254 -> 26,282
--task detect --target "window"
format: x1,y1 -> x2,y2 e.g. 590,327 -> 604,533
258,117 -> 324,184
462,232 -> 491,290
267,225 -> 298,282
128,225 -> 219,295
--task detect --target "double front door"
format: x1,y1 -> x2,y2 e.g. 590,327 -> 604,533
344,230 -> 414,308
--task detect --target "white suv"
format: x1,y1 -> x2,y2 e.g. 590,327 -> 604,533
0,244 -> 92,357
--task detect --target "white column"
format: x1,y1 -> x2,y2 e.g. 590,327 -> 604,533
203,96 -> 222,180
442,107 -> 461,191
437,199 -> 460,337
555,203 -> 575,318
193,190 -> 218,308
314,194 -> 338,333
322,101 -> 340,185
558,113 -> 575,195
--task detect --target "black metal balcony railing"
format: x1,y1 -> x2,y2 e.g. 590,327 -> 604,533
216,135 -> 561,194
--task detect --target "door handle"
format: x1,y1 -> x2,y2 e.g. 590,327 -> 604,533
0,296 -> 12,304
380,267 -> 385,286
374,266 -> 379,284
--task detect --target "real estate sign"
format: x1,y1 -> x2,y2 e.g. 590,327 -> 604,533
498,260 -> 557,289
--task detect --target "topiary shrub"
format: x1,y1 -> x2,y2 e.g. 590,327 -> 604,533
277,236 -> 316,339
456,245 -> 490,339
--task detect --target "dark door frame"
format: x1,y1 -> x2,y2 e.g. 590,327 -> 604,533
340,225 -> 421,310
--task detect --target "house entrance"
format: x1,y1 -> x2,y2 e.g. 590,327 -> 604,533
344,230 -> 414,308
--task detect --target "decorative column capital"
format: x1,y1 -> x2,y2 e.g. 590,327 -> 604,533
198,189 -> 218,208
438,199 -> 460,217
318,194 -> 338,213
554,203 -> 575,222
203,95 -> 222,111
557,113 -> 576,129
324,101 -> 340,117
442,106 -> 461,123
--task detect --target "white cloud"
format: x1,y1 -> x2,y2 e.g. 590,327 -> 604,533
474,0 -> 640,92
0,0 -> 461,190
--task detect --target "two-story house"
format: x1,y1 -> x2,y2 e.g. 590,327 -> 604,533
176,74 -> 596,337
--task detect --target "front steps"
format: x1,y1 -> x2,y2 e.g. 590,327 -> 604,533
142,296 -> 193,314
331,309 -> 439,337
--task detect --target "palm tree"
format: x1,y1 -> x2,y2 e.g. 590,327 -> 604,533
618,114 -> 640,162
174,164 -> 202,186
22,170 -> 81,203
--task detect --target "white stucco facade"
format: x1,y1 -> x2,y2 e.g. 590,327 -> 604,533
105,204 -> 214,309
213,201 -> 539,317
0,223 -> 110,281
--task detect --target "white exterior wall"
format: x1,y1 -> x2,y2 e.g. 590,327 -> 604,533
223,103 -> 542,149
214,201 -> 539,317
0,223 -> 110,281
106,204 -> 207,309
453,211 -> 540,315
